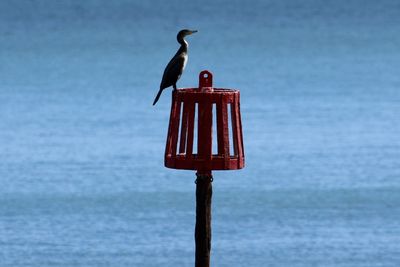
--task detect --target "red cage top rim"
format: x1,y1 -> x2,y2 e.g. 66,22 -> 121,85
176,88 -> 239,94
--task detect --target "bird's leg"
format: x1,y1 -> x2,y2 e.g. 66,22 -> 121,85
173,84 -> 177,91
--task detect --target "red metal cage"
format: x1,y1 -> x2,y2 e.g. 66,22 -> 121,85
165,70 -> 244,172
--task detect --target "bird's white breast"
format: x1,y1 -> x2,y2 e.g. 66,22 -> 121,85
182,54 -> 188,70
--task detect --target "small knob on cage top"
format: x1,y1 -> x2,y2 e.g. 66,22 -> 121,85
198,70 -> 213,92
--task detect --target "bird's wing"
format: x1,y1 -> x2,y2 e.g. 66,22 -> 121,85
160,54 -> 186,90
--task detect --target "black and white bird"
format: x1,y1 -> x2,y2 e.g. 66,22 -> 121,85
153,29 -> 197,105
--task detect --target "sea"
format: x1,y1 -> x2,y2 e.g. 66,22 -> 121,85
0,0 -> 399,266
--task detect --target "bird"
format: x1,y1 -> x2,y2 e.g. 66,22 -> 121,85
153,29 -> 197,105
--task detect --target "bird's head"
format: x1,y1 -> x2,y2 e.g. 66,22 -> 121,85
177,29 -> 198,41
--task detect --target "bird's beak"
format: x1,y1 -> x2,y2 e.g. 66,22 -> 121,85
190,30 -> 198,34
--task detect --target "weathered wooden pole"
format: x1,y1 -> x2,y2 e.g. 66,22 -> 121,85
195,172 -> 213,267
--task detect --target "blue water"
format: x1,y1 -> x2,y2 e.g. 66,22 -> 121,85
1,0 -> 400,266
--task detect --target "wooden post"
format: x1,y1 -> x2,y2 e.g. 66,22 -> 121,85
195,171 -> 213,267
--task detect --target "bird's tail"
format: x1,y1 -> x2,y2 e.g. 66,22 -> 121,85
152,88 -> 163,106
